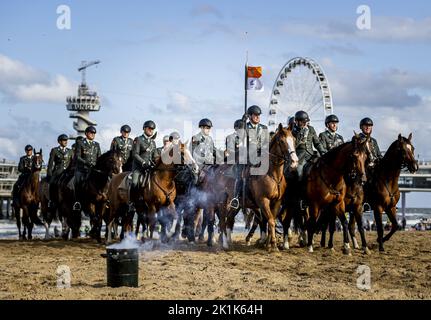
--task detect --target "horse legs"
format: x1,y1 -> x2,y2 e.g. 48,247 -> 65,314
373,206 -> 385,251
206,207 -> 215,247
337,212 -> 351,255
327,216 -> 336,250
22,207 -> 30,240
14,206 -> 22,239
383,206 -> 399,243
198,209 -> 208,242
306,204 -> 319,253
223,207 -> 240,249
259,198 -> 278,252
245,214 -> 259,246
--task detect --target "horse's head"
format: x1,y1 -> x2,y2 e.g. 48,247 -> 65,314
396,133 -> 419,173
96,150 -> 123,175
33,148 -> 43,172
179,140 -> 199,173
271,123 -> 298,169
350,133 -> 368,184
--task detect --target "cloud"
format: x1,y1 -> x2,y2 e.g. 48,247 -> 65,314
0,54 -> 76,104
310,43 -> 364,56
282,16 -> 431,43
191,4 -> 223,19
166,91 -> 192,112
328,67 -> 431,108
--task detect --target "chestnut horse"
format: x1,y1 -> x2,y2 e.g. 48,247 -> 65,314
223,123 -> 298,252
12,150 -> 45,240
105,142 -> 195,243
366,133 -> 418,251
305,136 -> 368,254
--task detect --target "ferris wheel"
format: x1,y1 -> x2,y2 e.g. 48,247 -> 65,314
267,57 -> 334,131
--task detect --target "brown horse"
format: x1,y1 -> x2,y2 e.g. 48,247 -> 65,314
105,142 -> 194,243
223,123 -> 298,251
366,133 -> 418,252
12,150 -> 45,240
305,135 -> 368,254
320,172 -> 370,254
58,150 -> 122,241
39,177 -> 56,239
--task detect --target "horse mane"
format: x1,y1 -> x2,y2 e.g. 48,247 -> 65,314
95,150 -> 118,169
320,141 -> 352,164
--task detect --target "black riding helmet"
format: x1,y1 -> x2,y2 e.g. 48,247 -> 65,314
247,105 -> 262,116
295,110 -> 310,122
85,126 -> 97,134
169,131 -> 180,140
325,114 -> 339,125
120,124 -> 131,133
143,120 -> 156,130
24,145 -> 33,151
360,117 -> 373,127
57,134 -> 69,142
199,118 -> 213,128
234,119 -> 244,130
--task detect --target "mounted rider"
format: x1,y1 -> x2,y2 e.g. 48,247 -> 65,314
190,118 -> 224,172
358,117 -> 382,176
319,114 -> 344,151
110,124 -> 133,172
230,105 -> 269,209
47,134 -> 73,208
292,110 -> 326,181
12,145 -> 34,205
73,126 -> 101,210
129,120 -> 158,211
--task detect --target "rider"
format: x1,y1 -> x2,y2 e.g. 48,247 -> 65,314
73,126 -> 101,210
191,118 -> 223,170
130,120 -> 158,211
157,135 -> 171,155
292,110 -> 326,182
359,117 -> 382,175
46,134 -> 73,208
230,105 -> 269,209
12,145 -> 34,205
110,125 -> 134,172
319,114 -> 344,151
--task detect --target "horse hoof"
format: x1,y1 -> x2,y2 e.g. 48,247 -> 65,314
268,246 -> 279,253
308,246 -> 314,253
343,248 -> 352,256
329,247 -> 335,253
245,239 -> 251,246
379,247 -> 385,252
207,240 -> 213,247
363,247 -> 371,255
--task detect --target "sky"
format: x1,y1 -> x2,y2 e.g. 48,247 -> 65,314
0,0 -> 430,206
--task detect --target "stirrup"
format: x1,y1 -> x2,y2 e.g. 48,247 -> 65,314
73,202 -> 81,211
230,198 -> 240,209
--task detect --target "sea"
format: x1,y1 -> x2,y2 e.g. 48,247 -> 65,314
0,208 -> 430,240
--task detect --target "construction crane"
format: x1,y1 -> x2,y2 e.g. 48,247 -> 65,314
78,60 -> 100,85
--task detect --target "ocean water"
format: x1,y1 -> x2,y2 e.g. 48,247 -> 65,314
0,208 -> 430,240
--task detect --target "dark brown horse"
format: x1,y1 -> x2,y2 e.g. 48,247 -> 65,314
366,133 -> 418,251
305,136 -> 368,254
12,150 -> 45,240
39,177 -> 56,239
58,150 -> 122,241
223,123 -> 298,252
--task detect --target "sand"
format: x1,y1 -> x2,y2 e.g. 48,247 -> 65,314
0,231 -> 430,300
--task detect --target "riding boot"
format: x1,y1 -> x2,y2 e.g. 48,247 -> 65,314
230,178 -> 242,209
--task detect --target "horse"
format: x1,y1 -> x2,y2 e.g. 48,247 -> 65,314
223,123 -> 299,252
320,171 -> 370,254
58,150 -> 122,241
105,142 -> 195,244
12,149 -> 46,240
39,177 -> 57,239
365,133 -> 418,251
304,135 -> 368,254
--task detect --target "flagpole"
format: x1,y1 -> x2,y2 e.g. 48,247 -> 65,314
242,40 -> 248,216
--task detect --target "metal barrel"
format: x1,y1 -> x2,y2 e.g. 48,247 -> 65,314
105,248 -> 139,287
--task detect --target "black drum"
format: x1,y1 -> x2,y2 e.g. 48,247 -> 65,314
103,248 -> 139,287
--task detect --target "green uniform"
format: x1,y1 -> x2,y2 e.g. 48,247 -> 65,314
292,124 -> 326,179
47,146 -> 73,179
18,155 -> 33,175
191,132 -> 222,167
319,129 -> 344,151
358,132 -> 382,166
110,136 -> 133,171
74,138 -> 101,184
245,122 -> 269,165
131,133 -> 158,190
